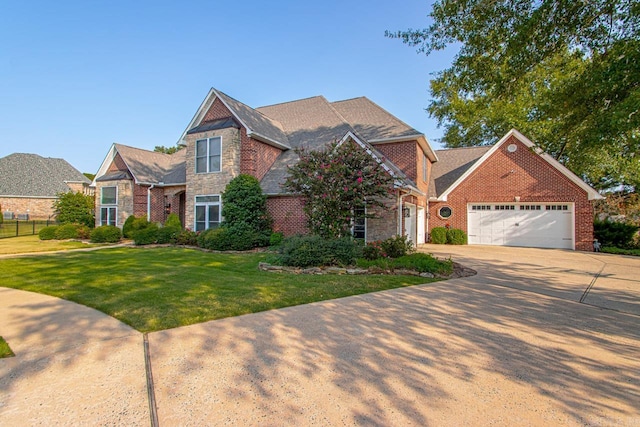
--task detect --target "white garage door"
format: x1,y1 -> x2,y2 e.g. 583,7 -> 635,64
467,204 -> 574,249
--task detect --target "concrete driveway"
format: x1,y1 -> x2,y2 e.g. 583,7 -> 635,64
1,246 -> 639,425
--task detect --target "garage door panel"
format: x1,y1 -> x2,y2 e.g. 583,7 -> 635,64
467,204 -> 574,249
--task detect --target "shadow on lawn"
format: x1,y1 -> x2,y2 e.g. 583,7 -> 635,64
148,255 -> 640,425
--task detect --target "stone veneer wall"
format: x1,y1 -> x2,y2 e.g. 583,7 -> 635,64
184,127 -> 241,229
94,179 -> 134,227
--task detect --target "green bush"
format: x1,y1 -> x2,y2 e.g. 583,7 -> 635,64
356,253 -> 453,275
175,229 -> 198,246
164,213 -> 182,229
430,227 -> 448,244
122,215 -> 136,238
222,174 -> 272,233
594,219 -> 639,248
132,223 -> 159,245
75,224 -> 91,239
39,226 -> 58,240
601,246 -> 640,256
269,232 -> 284,247
90,225 -> 122,243
123,216 -> 151,239
278,235 -> 361,267
196,224 -> 259,251
446,228 -> 468,245
53,191 -> 95,228
362,241 -> 385,260
380,235 -> 414,258
54,223 -> 80,240
156,225 -> 180,244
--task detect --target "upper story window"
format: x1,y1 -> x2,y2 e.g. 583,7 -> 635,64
101,186 -> 117,205
100,186 -> 117,226
195,136 -> 222,173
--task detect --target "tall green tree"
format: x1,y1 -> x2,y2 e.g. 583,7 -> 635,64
284,140 -> 395,239
154,145 -> 183,155
388,0 -> 639,189
53,191 -> 95,227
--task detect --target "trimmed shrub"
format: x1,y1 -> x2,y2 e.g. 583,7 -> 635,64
594,219 -> 639,248
430,227 -> 448,244
122,215 -> 136,238
123,216 -> 150,239
446,228 -> 468,245
278,235 -> 361,267
156,225 -> 180,244
175,229 -> 198,246
39,226 -> 58,240
380,235 -> 414,258
164,213 -> 182,229
269,232 -> 284,247
54,223 -> 80,240
90,225 -> 122,243
196,224 -> 255,251
75,224 -> 91,239
132,223 -> 159,245
362,241 -> 385,260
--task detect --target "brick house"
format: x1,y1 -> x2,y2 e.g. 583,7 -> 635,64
93,89 -> 602,251
0,153 -> 92,220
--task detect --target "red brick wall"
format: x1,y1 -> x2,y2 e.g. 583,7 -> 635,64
376,141 -> 417,182
428,136 -> 595,251
203,98 -> 233,122
267,196 -> 308,236
240,128 -> 281,181
133,184 -> 148,217
108,153 -> 128,172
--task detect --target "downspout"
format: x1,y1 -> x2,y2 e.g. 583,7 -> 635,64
147,184 -> 155,222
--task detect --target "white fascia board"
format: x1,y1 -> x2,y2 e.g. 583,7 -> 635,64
92,144 -> 119,186
177,88 -> 216,146
370,134 -> 439,163
247,130 -> 291,150
437,129 -> 604,201
338,131 -> 397,178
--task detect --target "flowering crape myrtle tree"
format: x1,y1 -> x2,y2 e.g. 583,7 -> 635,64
284,140 -> 395,239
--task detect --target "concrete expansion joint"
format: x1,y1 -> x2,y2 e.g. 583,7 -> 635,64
143,333 -> 159,427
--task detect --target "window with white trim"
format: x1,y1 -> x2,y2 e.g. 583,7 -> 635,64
194,195 -> 221,231
352,205 -> 366,240
195,136 -> 222,173
100,186 -> 117,226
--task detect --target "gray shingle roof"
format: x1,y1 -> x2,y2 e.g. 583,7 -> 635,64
215,90 -> 290,147
428,146 -> 492,198
0,153 -> 90,197
114,144 -> 186,185
331,97 -> 422,141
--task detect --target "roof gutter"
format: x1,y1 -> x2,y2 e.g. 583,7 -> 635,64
247,130 -> 291,150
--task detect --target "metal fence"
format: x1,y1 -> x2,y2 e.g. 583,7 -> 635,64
0,220 -> 59,239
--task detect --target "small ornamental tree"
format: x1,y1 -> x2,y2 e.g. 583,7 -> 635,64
53,191 -> 95,227
222,174 -> 272,232
284,140 -> 395,239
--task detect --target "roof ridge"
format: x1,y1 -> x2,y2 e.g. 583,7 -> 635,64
331,96 -> 367,104
256,95 -> 326,110
436,145 -> 493,152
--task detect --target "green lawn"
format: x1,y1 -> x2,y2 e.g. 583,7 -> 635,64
0,247 -> 434,332
0,235 -> 101,255
0,336 -> 14,358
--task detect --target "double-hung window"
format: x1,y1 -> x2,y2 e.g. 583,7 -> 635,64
195,136 -> 222,173
100,186 -> 117,226
352,205 -> 366,240
194,195 -> 221,231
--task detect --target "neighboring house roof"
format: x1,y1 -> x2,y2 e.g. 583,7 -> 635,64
94,144 -> 186,186
432,129 -> 604,201
0,153 -> 90,197
429,146 -> 492,198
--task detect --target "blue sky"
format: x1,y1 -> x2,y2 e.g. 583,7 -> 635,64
0,0 -> 456,174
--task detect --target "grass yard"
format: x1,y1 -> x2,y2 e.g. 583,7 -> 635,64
0,235 -> 101,255
0,336 -> 15,358
0,247 -> 434,332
